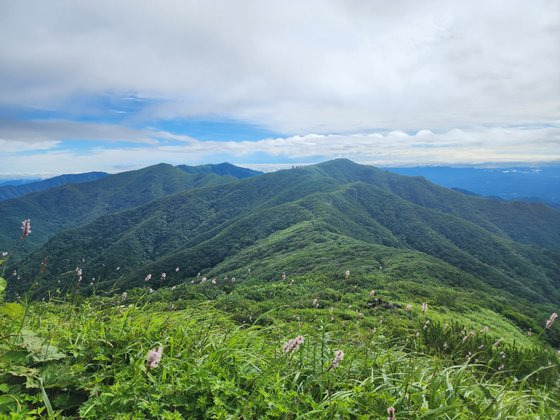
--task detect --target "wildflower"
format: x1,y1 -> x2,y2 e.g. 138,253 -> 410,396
480,326 -> 489,333
175,266 -> 180,272
462,331 -> 475,342
415,331 -> 420,337
1,251 -> 7,257
369,290 -> 377,297
344,270 -> 350,280
211,278 -> 217,285
197,272 -> 201,277
387,406 -> 396,420
282,336 -> 305,353
146,346 -> 163,369
313,298 -> 319,308
527,329 -> 533,336
76,267 -> 82,276
281,272 -> 286,280
201,277 -> 207,283
421,302 -> 428,314
493,338 -> 503,347
423,320 -> 430,330
161,273 -> 166,280
149,288 -> 154,293
121,292 -> 128,300
330,350 -> 344,369
231,277 -> 236,283
443,342 -> 448,349
545,313 -> 558,329
171,285 -> 176,290
116,266 -> 120,271
405,304 -> 412,311
20,219 -> 31,240
145,274 -> 152,282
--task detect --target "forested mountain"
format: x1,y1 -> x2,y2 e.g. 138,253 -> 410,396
4,159 -> 560,417
0,172 -> 108,201
0,163 -> 260,254
9,160 -> 560,336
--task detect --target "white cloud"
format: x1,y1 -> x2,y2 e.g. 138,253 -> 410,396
1,125 -> 558,175
0,118 -> 195,146
0,0 -> 558,133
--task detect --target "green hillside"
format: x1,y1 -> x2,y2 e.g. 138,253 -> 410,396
1,159 -> 560,417
10,160 -> 560,347
0,163 -> 259,256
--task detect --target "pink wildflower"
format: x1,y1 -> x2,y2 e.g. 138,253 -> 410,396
20,219 -> 31,240
422,302 -> 428,314
330,350 -> 344,369
282,336 -> 305,353
146,346 -> 163,369
387,406 -> 396,420
545,313 -> 558,329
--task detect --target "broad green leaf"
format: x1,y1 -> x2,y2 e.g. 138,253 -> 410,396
0,302 -> 24,320
20,330 -> 66,362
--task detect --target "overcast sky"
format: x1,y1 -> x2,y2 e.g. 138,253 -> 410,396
1,0 -> 559,175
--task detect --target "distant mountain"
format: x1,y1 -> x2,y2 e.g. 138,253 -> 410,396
12,159 -> 560,336
0,172 -> 108,201
385,166 -> 560,205
0,163 -> 260,255
0,178 -> 41,187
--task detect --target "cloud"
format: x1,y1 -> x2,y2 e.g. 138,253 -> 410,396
0,118 -> 195,146
0,0 -> 558,133
1,125 -> 558,175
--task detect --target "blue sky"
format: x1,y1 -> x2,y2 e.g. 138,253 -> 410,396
0,1 -> 559,176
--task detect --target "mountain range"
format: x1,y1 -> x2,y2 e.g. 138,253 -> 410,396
3,159 -> 559,344
386,165 -> 560,206
0,172 -> 109,202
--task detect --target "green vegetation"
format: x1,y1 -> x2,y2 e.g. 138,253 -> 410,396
1,159 -> 559,417
1,264 -> 559,418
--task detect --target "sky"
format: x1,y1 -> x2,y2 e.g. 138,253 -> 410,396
0,0 -> 559,176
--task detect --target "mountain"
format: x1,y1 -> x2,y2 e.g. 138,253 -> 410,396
0,172 -> 108,201
385,165 -> 560,205
11,159 -> 560,340
0,163 -> 261,255
0,178 -> 41,187
177,162 -> 261,179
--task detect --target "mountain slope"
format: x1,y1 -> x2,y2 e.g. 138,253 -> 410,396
12,160 -> 560,339
0,172 -> 108,201
0,163 -> 259,254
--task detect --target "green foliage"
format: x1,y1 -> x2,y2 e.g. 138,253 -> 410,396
0,277 -> 558,418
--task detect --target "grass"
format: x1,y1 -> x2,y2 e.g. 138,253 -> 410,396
1,268 -> 559,418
